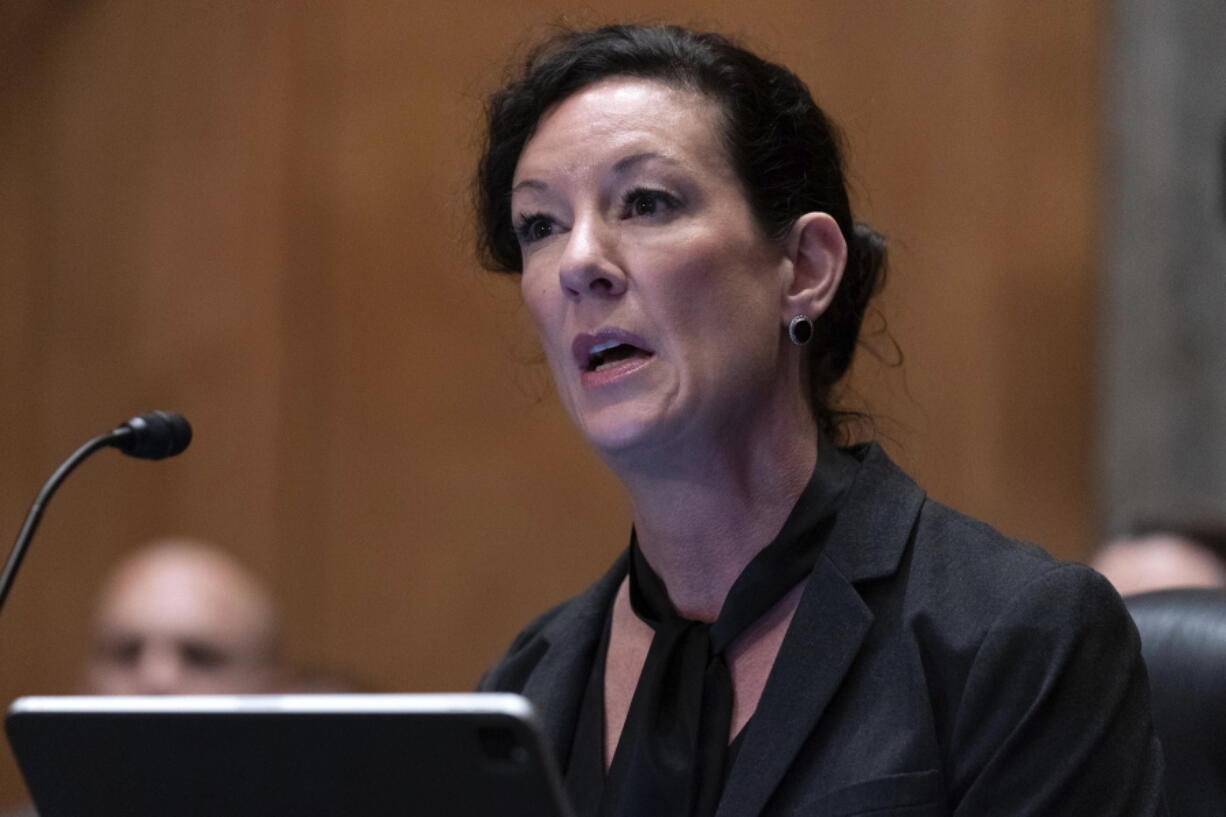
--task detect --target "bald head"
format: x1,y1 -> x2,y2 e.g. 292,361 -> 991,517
1092,532 -> 1226,598
86,540 -> 280,695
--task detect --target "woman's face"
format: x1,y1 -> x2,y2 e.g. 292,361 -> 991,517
511,78 -> 795,461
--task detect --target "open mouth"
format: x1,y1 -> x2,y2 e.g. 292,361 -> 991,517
572,330 -> 655,376
586,341 -> 652,372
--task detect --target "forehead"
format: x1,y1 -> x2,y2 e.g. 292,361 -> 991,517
514,78 -> 730,184
97,555 -> 263,641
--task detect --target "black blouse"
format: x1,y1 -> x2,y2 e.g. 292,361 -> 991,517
563,442 -> 859,817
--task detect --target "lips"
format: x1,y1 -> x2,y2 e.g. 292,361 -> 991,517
571,329 -> 654,379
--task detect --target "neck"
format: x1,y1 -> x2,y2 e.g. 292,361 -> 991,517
614,404 -> 819,622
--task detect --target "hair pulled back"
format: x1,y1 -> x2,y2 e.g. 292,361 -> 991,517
476,24 -> 887,439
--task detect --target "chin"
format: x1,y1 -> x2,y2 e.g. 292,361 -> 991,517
575,406 -> 682,464
558,372 -> 690,462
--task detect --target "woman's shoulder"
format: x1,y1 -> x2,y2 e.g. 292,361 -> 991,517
842,441 -> 1105,614
902,500 -> 1161,812
840,442 -> 1128,652
908,491 -> 1113,624
478,551 -> 628,692
895,488 -> 1137,704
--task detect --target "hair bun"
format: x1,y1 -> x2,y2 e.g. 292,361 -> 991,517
845,221 -> 888,318
851,222 -> 887,283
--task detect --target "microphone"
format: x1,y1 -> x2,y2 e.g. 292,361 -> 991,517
0,412 -> 192,615
110,410 -> 193,460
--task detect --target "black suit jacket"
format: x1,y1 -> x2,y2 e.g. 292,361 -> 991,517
481,444 -> 1167,816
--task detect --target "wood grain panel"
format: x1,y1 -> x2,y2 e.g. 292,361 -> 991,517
0,1 -> 1101,805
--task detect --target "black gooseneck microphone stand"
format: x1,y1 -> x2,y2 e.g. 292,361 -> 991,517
0,411 -> 192,616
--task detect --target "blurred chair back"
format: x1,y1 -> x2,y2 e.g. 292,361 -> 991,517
1124,588 -> 1226,817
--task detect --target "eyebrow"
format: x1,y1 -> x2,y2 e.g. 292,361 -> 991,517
511,179 -> 547,195
511,152 -> 681,195
612,151 -> 677,174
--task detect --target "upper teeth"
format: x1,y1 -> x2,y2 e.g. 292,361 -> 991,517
588,340 -> 622,357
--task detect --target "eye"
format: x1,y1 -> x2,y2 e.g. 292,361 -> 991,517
98,637 -> 143,667
514,212 -> 556,245
621,187 -> 680,219
179,640 -> 231,672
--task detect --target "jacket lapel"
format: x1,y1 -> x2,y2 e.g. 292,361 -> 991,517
516,553 -> 628,762
715,444 -> 926,817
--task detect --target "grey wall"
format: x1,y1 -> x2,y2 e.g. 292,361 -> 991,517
1103,0 -> 1226,533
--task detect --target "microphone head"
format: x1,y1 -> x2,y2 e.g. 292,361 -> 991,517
112,411 -> 193,460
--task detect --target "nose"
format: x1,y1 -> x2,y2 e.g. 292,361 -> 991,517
135,643 -> 187,694
557,216 -> 627,300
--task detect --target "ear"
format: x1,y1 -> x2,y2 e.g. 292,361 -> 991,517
780,212 -> 847,323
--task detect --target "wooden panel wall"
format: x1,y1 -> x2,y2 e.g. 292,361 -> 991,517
0,1 -> 1101,804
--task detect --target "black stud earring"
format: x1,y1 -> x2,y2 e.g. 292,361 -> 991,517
788,315 -> 813,346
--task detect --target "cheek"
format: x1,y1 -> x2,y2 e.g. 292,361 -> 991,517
519,270 -> 575,376
655,258 -> 782,384
649,243 -> 775,334
520,270 -> 555,333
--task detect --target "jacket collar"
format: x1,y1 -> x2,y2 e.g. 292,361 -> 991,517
715,442 -> 926,817
824,442 -> 926,583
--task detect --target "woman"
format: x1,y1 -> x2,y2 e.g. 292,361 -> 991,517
476,25 -> 1165,817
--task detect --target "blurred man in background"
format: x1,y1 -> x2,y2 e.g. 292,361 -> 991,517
4,539 -> 285,817
1092,522 -> 1226,597
85,538 -> 282,695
